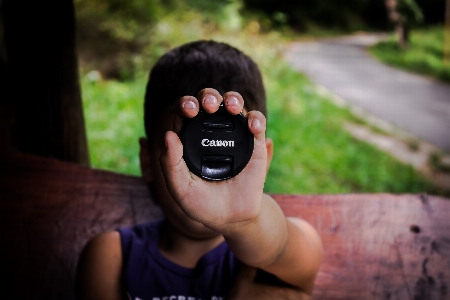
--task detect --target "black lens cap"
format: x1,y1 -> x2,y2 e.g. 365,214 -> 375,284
180,105 -> 254,181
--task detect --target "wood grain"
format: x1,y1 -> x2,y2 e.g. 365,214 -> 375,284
1,153 -> 449,299
276,194 -> 450,299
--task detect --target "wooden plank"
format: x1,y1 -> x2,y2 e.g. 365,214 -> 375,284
276,194 -> 450,299
0,153 -> 162,299
1,153 -> 449,299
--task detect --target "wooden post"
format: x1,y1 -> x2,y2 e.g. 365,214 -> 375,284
445,0 -> 450,64
2,0 -> 90,166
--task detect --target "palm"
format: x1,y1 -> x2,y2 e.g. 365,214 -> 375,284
173,147 -> 267,231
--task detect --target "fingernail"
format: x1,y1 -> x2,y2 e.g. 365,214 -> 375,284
251,118 -> 261,129
183,100 -> 197,109
204,95 -> 217,105
226,96 -> 239,107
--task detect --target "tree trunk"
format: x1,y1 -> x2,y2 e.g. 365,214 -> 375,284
445,0 -> 450,64
2,0 -> 90,166
396,23 -> 409,48
385,0 -> 408,48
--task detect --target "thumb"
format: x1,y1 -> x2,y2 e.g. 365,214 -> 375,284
159,131 -> 192,200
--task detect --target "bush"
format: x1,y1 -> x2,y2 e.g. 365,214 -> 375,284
75,0 -> 242,80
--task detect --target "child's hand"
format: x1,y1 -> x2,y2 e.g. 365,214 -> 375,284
159,88 -> 267,234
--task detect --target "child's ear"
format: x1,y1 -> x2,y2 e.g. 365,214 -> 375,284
265,137 -> 274,174
139,137 -> 154,183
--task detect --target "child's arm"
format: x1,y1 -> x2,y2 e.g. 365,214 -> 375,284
75,231 -> 125,300
226,200 -> 322,293
160,88 -> 322,293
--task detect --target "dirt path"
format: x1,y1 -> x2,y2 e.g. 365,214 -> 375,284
284,34 -> 450,152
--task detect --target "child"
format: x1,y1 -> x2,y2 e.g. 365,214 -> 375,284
76,40 -> 322,300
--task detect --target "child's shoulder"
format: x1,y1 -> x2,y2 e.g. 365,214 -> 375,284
76,230 -> 123,299
81,230 -> 121,266
76,221 -> 164,299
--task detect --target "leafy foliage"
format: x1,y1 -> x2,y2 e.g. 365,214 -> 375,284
242,0 -> 388,31
75,0 -> 164,79
397,0 -> 424,25
242,0 -> 444,32
75,0 -> 243,80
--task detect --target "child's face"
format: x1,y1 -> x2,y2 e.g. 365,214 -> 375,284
139,103 -> 273,239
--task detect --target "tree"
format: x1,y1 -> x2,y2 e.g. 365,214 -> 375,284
385,0 -> 423,48
445,0 -> 450,64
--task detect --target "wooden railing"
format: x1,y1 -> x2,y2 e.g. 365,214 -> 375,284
1,153 -> 449,299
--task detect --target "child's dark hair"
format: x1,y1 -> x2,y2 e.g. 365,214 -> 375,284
144,40 -> 266,139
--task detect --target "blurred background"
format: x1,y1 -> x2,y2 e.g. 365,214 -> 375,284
73,0 -> 449,195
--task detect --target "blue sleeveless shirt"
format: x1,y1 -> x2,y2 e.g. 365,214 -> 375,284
118,220 -> 242,300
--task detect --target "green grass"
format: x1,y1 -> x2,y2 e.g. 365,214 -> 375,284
370,27 -> 450,83
82,77 -> 147,175
81,15 -> 439,195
